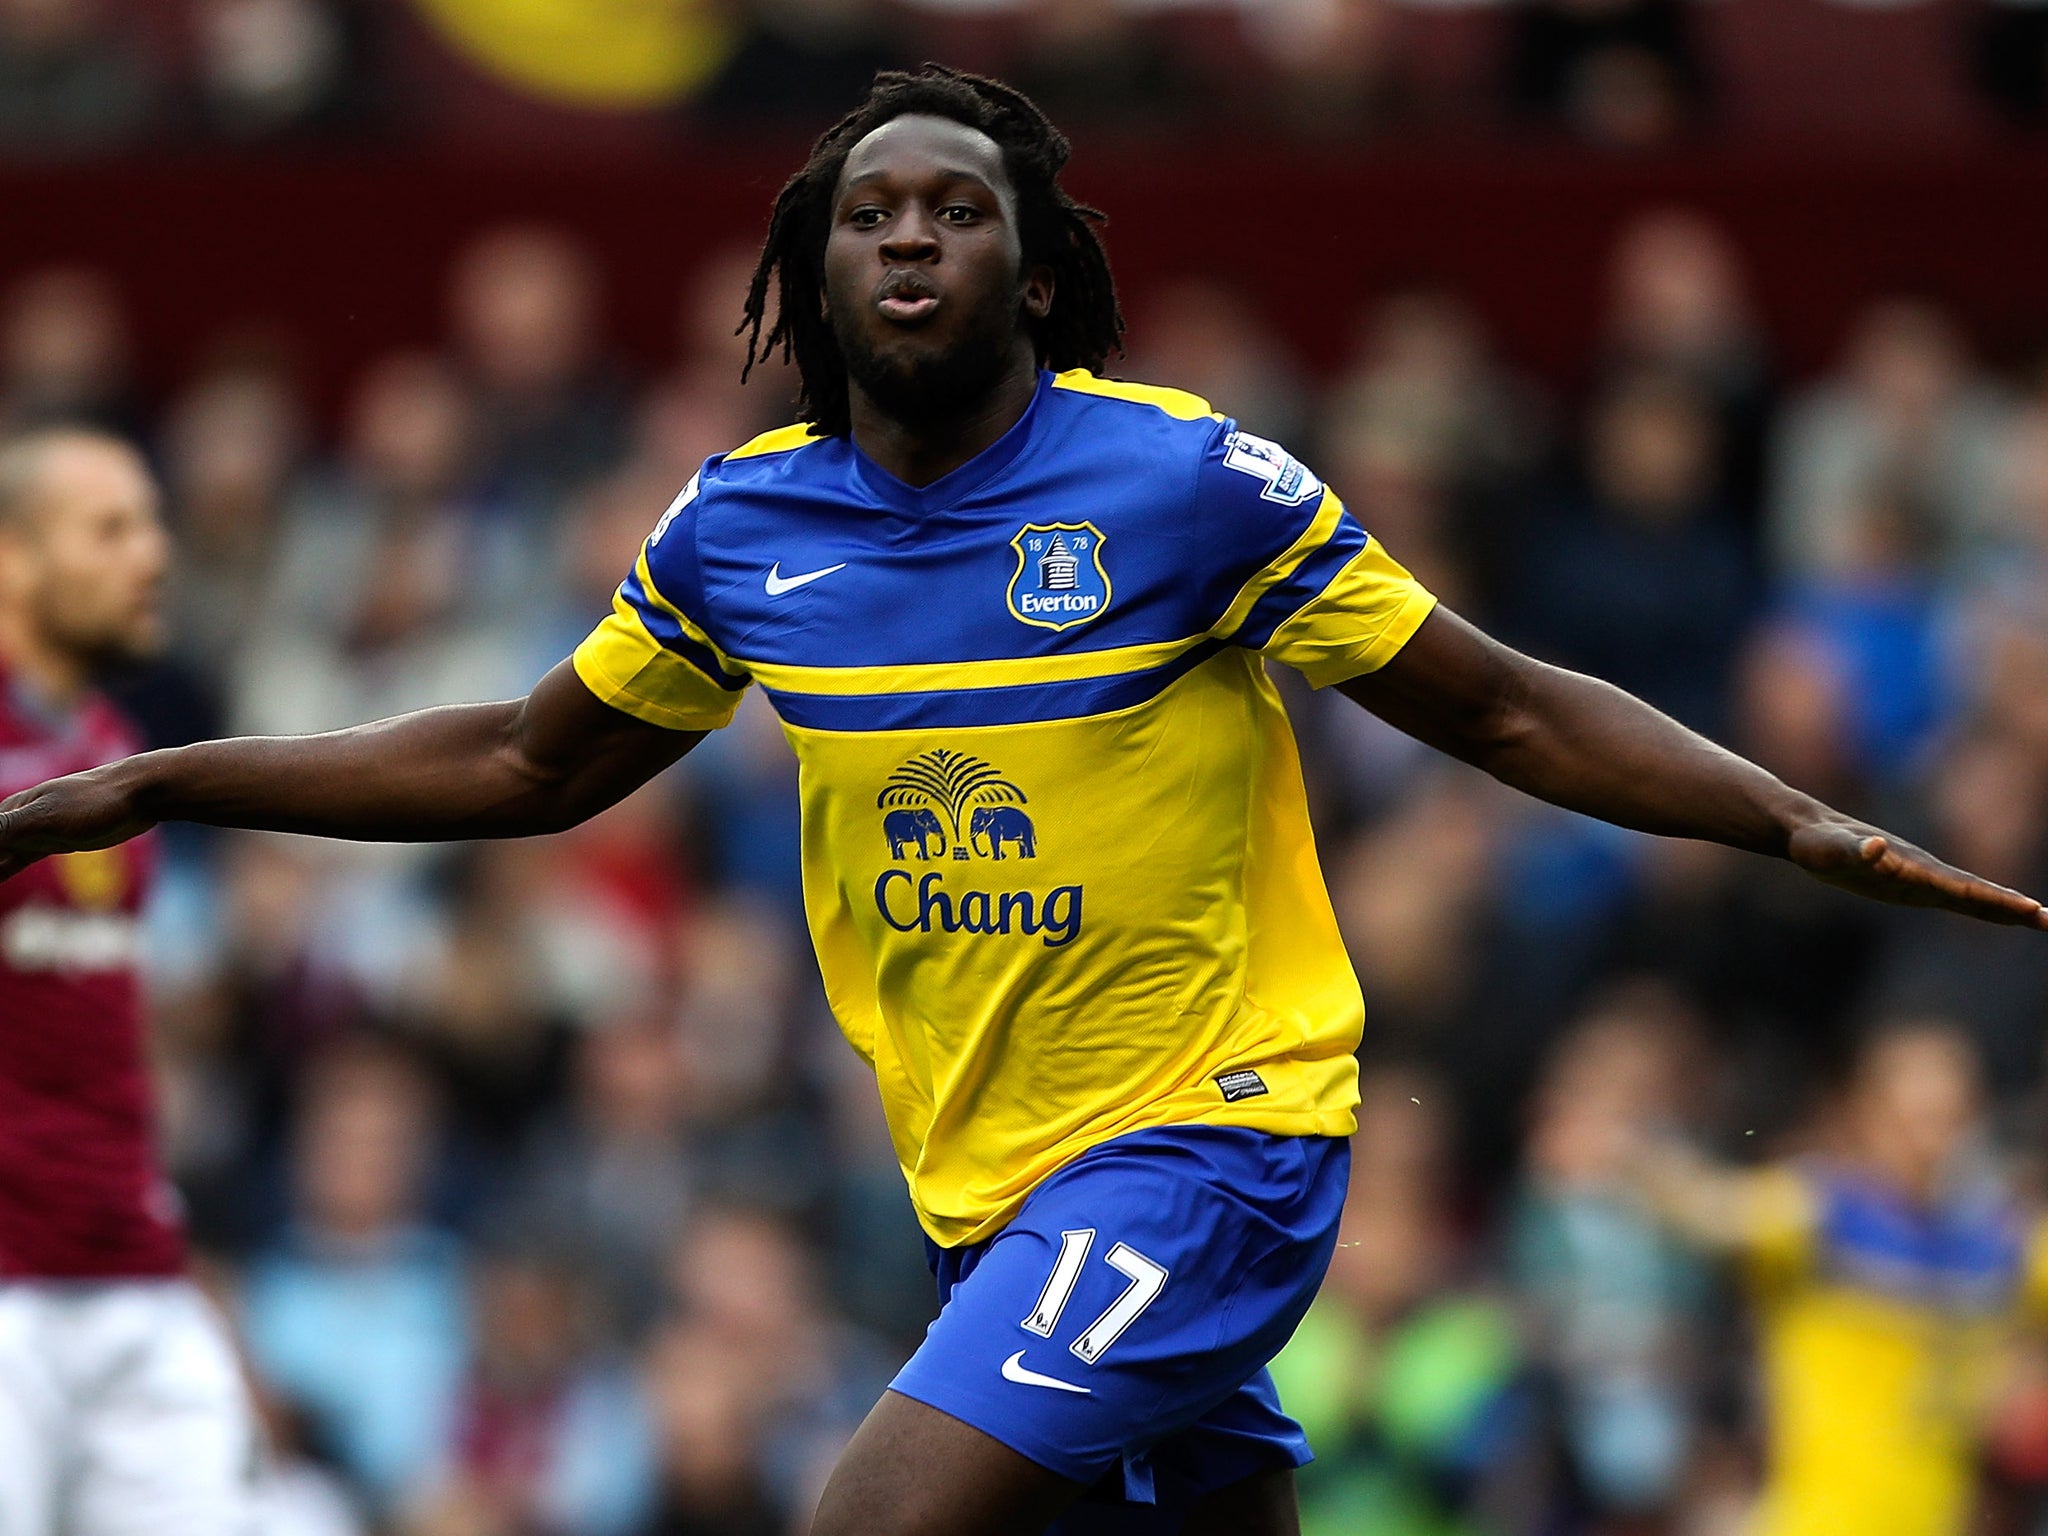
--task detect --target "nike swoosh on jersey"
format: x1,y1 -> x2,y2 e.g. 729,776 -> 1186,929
765,561 -> 847,596
1000,1350 -> 1092,1395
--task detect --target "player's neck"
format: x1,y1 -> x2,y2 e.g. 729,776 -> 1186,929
848,355 -> 1041,489
0,610 -> 90,713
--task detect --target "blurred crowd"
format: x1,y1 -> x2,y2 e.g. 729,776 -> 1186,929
3,0 -> 2048,157
8,197 -> 2048,1536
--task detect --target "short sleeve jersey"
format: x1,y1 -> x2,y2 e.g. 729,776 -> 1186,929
575,370 -> 1437,1246
1734,1163 -> 2048,1536
0,671 -> 178,1278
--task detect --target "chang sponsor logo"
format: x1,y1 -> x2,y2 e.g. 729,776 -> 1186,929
872,749 -> 1082,947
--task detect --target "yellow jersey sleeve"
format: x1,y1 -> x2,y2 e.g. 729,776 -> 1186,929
572,473 -> 751,731
1256,516 -> 1439,686
1740,1165 -> 1821,1294
2021,1217 -> 2048,1322
1195,426 -> 1436,685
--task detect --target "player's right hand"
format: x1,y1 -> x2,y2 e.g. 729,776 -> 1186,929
0,768 -> 156,883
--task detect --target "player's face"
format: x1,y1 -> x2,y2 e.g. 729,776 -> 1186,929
7,441 -> 170,668
823,114 -> 1053,424
1855,1030 -> 1979,1185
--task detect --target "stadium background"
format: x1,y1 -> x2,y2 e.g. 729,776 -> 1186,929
6,0 -> 2048,1531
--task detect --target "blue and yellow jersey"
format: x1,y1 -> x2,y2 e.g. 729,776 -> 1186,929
574,369 -> 1436,1246
1738,1163 -> 2048,1536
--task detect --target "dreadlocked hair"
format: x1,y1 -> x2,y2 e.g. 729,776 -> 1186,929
739,64 -> 1125,438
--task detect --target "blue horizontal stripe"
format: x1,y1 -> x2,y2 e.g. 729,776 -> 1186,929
1229,520 -> 1371,652
621,571 -> 748,692
764,641 -> 1226,731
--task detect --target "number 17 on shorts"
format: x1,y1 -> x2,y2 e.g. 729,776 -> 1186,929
886,1125 -> 1350,1498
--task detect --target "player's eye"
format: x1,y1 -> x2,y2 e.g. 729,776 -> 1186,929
848,206 -> 887,229
940,204 -> 980,224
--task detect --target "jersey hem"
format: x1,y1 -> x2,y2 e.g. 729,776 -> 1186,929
914,1105 -> 1359,1250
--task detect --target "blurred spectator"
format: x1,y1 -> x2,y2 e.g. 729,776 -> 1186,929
1320,286 -> 1549,613
1505,0 -> 1709,148
1866,731 -> 2048,1093
244,1041 -> 468,1509
514,1017 -> 700,1340
405,1237 -> 656,1536
0,265 -> 137,436
686,691 -> 806,916
1770,300 -> 2012,580
1239,0 -> 1410,140
1272,1067 -> 1533,1536
1007,0 -> 1197,131
1327,771 -> 1497,1058
656,1207 -> 894,1527
1511,986 -> 1714,1524
235,351 -> 528,740
635,245 -> 791,494
1773,476 -> 1954,783
1120,277 -> 1309,444
160,358 -> 305,687
1637,1020 -> 2048,1536
1510,368 -> 1754,736
189,0 -> 376,142
695,0 -> 902,123
448,227 -> 632,524
0,0 -> 149,154
1597,209 -> 1773,523
640,1327 -> 782,1536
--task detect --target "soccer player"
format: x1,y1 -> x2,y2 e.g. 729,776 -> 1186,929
0,429 -> 258,1535
1635,1021 -> 2048,1536
0,69 -> 2041,1536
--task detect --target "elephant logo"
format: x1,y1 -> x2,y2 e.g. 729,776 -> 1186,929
1007,521 -> 1110,632
969,806 -> 1036,860
878,749 -> 1035,862
883,808 -> 946,860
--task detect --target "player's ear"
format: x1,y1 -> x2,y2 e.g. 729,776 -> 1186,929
1022,265 -> 1054,323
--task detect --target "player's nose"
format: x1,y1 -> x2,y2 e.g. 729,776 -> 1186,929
879,203 -> 941,262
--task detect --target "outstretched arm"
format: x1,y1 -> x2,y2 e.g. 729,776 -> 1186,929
1337,606 -> 2048,929
0,660 -> 702,880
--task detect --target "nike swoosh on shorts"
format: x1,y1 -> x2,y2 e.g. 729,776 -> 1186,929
1001,1350 -> 1092,1395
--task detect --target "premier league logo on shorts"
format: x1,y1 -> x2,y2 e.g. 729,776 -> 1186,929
1008,522 -> 1110,632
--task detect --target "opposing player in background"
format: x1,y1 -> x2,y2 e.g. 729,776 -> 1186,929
0,68 -> 2043,1536
0,429 -> 256,1535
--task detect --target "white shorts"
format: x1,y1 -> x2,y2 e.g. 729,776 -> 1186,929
0,1279 -> 258,1536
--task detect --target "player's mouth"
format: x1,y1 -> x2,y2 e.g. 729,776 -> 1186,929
874,271 -> 941,325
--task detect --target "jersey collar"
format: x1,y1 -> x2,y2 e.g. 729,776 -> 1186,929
847,370 -> 1051,516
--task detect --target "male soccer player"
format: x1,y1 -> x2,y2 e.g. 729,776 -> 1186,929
0,429 -> 258,1535
1638,1021 -> 2048,1536
0,69 -> 2041,1536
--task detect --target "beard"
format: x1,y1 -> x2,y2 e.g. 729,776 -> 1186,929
833,281 -> 1030,428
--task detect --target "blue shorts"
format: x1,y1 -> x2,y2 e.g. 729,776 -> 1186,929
889,1124 -> 1350,1514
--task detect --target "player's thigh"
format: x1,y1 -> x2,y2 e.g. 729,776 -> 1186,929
1183,1466 -> 1298,1536
0,1288 -> 62,1536
811,1389 -> 1082,1536
69,1285 -> 259,1536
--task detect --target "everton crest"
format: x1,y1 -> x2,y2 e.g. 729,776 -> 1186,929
1007,521 -> 1111,632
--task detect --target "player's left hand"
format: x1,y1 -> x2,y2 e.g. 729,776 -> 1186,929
0,768 -> 156,884
1789,820 -> 2048,929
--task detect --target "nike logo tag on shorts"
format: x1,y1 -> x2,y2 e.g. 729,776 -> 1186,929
765,561 -> 846,596
1001,1350 -> 1091,1395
